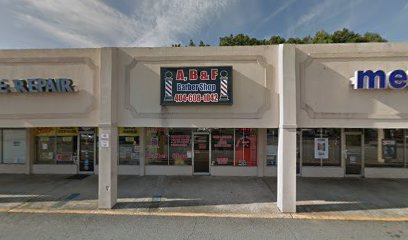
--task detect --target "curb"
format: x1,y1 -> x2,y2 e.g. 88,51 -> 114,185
1,207 -> 407,222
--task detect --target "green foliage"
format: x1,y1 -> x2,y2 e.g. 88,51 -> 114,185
312,31 -> 333,43
219,34 -> 260,46
218,28 -> 386,46
362,32 -> 387,42
199,40 -> 210,47
188,39 -> 196,46
331,28 -> 362,43
268,35 -> 286,44
171,28 -> 387,47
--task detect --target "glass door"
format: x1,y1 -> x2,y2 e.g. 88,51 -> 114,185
345,133 -> 363,175
78,132 -> 95,173
193,133 -> 210,175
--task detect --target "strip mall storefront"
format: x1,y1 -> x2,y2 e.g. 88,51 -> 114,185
0,43 -> 407,211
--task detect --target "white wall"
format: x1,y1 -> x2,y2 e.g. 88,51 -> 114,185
365,168 -> 408,178
296,43 -> 408,129
116,46 -> 280,128
301,166 -> 344,178
32,164 -> 77,174
211,166 -> 257,176
264,166 -> 277,177
0,48 -> 100,128
145,165 -> 193,176
0,164 -> 27,174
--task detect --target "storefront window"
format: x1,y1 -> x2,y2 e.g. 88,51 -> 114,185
212,129 -> 234,166
145,128 -> 169,165
169,128 -> 192,166
2,129 -> 26,164
35,127 -> 78,164
365,129 -> 405,168
235,128 -> 257,166
118,127 -> 140,165
266,129 -> 278,166
55,127 -> 78,164
302,128 -> 341,167
36,128 -> 56,164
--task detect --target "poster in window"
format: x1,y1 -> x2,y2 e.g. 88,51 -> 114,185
235,129 -> 257,166
314,138 -> 329,159
382,140 -> 397,160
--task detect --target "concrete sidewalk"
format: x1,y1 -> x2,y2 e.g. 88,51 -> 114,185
0,174 -> 407,220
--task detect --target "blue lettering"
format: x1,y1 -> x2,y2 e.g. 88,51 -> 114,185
353,69 -> 408,90
356,70 -> 386,89
0,79 -> 9,93
388,70 -> 407,89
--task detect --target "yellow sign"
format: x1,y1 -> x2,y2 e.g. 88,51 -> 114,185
56,127 -> 79,136
36,128 -> 56,136
119,127 -> 139,136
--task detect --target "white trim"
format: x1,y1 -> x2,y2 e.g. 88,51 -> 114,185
145,165 -> 192,176
32,164 -> 77,174
365,167 -> 408,178
0,164 -> 27,174
211,166 -> 257,176
301,166 -> 344,178
118,165 -> 140,175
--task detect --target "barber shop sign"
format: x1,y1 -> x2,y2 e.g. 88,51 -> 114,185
160,66 -> 233,105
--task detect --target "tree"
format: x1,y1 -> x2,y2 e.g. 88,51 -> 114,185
331,28 -> 362,43
302,35 -> 312,44
199,40 -> 209,47
286,37 -> 304,44
268,35 -> 286,44
312,31 -> 333,44
188,39 -> 196,47
362,32 -> 387,43
172,28 -> 387,47
219,34 -> 261,46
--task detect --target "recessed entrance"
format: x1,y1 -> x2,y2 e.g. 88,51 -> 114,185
78,132 -> 96,174
345,133 -> 363,176
193,133 -> 210,175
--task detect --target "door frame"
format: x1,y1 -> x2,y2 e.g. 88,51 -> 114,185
405,130 -> 408,168
343,131 -> 364,177
192,132 -> 211,175
77,131 -> 96,174
297,130 -> 302,176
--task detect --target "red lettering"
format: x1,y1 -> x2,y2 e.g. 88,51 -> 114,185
211,69 -> 218,80
189,69 -> 198,80
200,70 -> 209,80
176,70 -> 186,81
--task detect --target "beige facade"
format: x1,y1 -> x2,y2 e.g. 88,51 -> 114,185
0,43 -> 407,212
296,43 -> 408,129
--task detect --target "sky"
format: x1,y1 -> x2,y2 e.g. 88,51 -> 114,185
0,0 -> 407,49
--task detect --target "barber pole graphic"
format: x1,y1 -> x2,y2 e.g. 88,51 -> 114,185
219,70 -> 229,101
164,71 -> 173,101
160,66 -> 232,105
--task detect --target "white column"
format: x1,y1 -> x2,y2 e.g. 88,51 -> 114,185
277,44 -> 297,213
98,48 -> 118,209
98,125 -> 118,208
